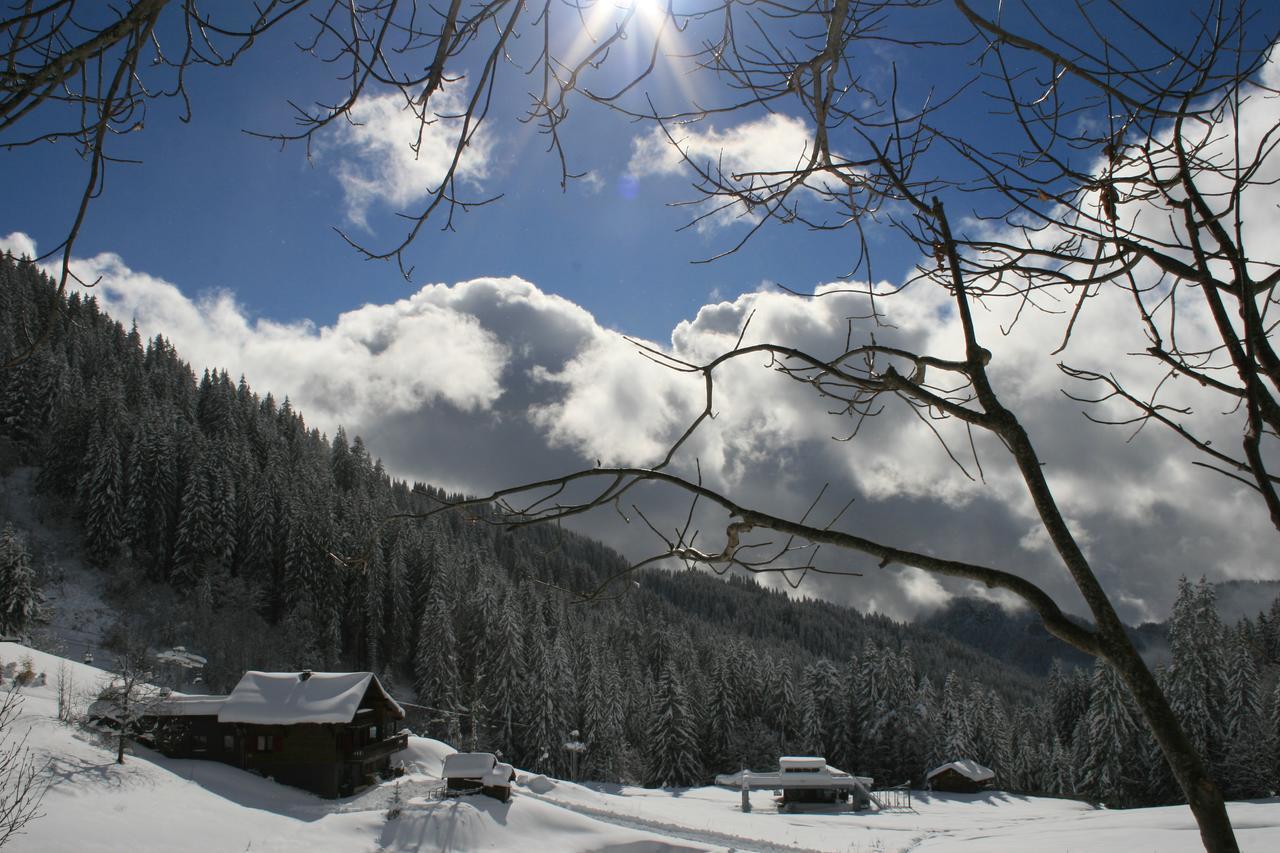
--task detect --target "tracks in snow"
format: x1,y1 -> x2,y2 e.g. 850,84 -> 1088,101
517,788 -> 828,853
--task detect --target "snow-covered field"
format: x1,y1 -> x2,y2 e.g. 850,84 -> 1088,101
3,642 -> 1279,852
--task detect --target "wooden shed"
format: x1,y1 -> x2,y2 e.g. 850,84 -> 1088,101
442,752 -> 516,802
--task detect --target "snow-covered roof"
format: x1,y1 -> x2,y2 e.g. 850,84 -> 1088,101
483,762 -> 515,786
715,765 -> 872,790
217,671 -> 403,725
153,693 -> 227,716
443,752 -> 498,779
779,756 -> 827,771
88,689 -> 224,721
155,647 -> 207,669
926,759 -> 995,783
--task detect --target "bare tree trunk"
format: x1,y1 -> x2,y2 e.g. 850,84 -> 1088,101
1006,420 -> 1237,852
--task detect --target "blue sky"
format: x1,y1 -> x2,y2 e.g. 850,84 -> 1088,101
3,1 -> 1278,622
0,3 -> 889,340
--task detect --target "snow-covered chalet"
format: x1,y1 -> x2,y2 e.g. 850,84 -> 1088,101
135,670 -> 406,798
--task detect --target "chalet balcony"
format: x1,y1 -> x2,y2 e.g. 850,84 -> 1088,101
349,731 -> 408,764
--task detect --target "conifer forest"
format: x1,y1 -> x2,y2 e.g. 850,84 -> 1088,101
3,254 -> 1280,806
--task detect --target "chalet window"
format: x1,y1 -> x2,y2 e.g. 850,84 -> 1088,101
256,735 -> 269,752
367,725 -> 378,741
223,735 -> 234,750
192,735 -> 207,752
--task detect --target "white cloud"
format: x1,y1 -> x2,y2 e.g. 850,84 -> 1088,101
41,245 -> 511,427
326,88 -> 492,228
628,113 -> 837,230
630,113 -> 814,179
1,231 -> 37,259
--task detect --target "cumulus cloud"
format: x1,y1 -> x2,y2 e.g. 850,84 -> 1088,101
628,114 -> 834,230
39,235 -> 1272,620
325,88 -> 492,228
1,231 -> 37,259
53,247 -> 511,426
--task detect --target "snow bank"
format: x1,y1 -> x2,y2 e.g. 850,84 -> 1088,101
391,735 -> 455,778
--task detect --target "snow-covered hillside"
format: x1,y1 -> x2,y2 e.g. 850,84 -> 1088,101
4,642 -> 1280,852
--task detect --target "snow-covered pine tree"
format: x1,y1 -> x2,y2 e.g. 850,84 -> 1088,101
645,659 -> 702,788
1219,626 -> 1269,798
764,657 -> 798,747
362,536 -> 387,672
799,658 -> 842,761
1166,576 -> 1229,776
1222,625 -> 1260,746
520,616 -> 564,775
1082,659 -> 1141,806
582,651 -> 625,781
915,673 -> 940,771
1267,679 -> 1280,792
483,591 -> 524,761
173,443 -> 215,587
123,416 -> 176,572
549,627 -> 579,761
79,424 -> 124,565
701,650 -> 738,773
0,524 -> 39,636
1049,655 -> 1090,742
414,585 -> 460,743
209,439 -> 239,569
940,671 -> 975,762
384,528 -> 414,665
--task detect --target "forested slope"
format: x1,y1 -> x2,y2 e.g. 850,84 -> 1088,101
3,253 -> 1279,805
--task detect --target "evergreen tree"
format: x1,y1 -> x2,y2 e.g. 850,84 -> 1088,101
1220,627 -> 1268,797
582,651 -> 625,780
799,658 -> 842,761
940,671 -> 975,761
645,660 -> 702,788
173,446 -> 215,586
79,425 -> 124,564
521,617 -> 564,774
362,540 -> 387,671
1048,660 -> 1090,746
0,525 -> 39,635
701,650 -> 738,773
483,591 -> 524,759
414,586 -> 460,743
1082,660 -> 1141,806
1166,577 -> 1228,776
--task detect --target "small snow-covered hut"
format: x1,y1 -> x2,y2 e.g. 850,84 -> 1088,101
925,759 -> 995,793
442,752 -> 516,802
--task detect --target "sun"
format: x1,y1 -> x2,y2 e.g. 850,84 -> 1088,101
629,0 -> 669,29
564,0 -> 680,74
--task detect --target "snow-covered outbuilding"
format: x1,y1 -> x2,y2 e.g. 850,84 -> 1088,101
442,752 -> 516,802
119,670 -> 407,798
924,759 -> 996,793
